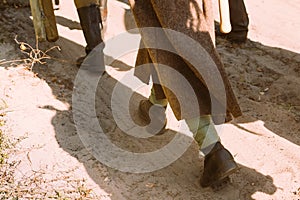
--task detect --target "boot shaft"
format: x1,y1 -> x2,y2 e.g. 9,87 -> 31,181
77,4 -> 103,54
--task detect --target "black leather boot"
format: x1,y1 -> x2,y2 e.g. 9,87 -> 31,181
76,4 -> 104,67
200,142 -> 238,188
216,0 -> 249,43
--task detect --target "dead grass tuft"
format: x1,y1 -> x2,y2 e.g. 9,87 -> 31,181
0,36 -> 60,70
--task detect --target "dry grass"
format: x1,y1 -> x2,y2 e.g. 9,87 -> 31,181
0,36 -> 61,70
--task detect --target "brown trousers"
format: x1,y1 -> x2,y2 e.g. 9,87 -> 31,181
229,0 -> 249,33
74,0 -> 99,8
130,0 -> 242,123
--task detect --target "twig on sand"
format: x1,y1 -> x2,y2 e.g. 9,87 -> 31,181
0,36 -> 61,70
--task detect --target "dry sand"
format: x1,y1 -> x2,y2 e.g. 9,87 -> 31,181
0,0 -> 299,199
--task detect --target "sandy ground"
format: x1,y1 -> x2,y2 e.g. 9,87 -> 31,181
0,0 -> 300,199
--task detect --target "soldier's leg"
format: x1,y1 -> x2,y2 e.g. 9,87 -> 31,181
229,0 -> 249,33
74,0 -> 104,66
135,46 -> 168,133
217,0 -> 249,43
228,0 -> 249,41
135,48 -> 238,185
130,0 -> 238,187
143,64 -> 238,187
186,114 -> 238,188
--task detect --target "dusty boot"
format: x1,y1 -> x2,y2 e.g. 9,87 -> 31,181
76,4 -> 104,67
200,142 -> 238,188
216,25 -> 248,44
138,99 -> 167,135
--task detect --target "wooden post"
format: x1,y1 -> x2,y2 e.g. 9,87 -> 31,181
29,0 -> 46,41
40,0 -> 59,42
